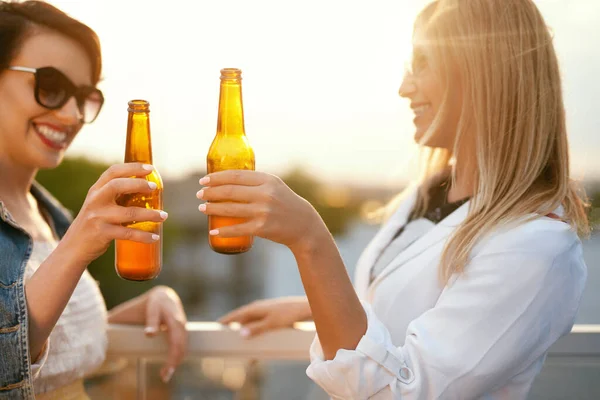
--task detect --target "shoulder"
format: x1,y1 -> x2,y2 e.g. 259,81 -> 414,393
469,216 -> 585,276
473,215 -> 580,257
31,182 -> 74,227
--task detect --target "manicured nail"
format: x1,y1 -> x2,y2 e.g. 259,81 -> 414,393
198,203 -> 206,212
159,211 -> 168,220
199,176 -> 210,185
144,326 -> 157,335
196,189 -> 204,199
240,327 -> 251,338
152,234 -> 160,241
162,367 -> 175,383
209,229 -> 219,236
148,182 -> 157,190
142,164 -> 154,171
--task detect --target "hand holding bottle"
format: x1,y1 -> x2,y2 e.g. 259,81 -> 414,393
197,170 -> 327,254
61,162 -> 168,266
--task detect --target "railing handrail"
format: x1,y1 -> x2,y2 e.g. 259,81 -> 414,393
107,323 -> 600,360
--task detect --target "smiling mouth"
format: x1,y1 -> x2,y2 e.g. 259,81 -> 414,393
412,104 -> 431,116
33,123 -> 69,150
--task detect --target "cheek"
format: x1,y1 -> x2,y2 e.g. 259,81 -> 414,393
0,85 -> 40,129
418,74 -> 445,113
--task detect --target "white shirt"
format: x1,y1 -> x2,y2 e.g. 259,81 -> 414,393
25,240 -> 108,394
306,187 -> 587,399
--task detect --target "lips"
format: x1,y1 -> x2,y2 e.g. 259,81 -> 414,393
33,123 -> 69,150
411,103 -> 431,116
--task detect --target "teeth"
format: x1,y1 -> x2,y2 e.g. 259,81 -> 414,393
413,105 -> 430,116
36,125 -> 67,143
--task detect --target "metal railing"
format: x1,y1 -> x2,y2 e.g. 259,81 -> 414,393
97,323 -> 600,400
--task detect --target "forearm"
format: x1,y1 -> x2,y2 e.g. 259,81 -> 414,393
293,295 -> 312,321
291,221 -> 367,360
107,289 -> 152,325
25,242 -> 88,361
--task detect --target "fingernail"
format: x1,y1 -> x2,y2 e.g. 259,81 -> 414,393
196,189 -> 204,199
159,211 -> 168,220
143,164 -> 154,171
152,234 -> 160,241
148,182 -> 157,190
144,326 -> 158,335
240,327 -> 251,338
199,176 -> 210,185
198,203 -> 206,212
209,229 -> 219,236
162,367 -> 175,383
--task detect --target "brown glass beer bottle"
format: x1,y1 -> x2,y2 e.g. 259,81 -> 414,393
207,68 -> 255,254
115,100 -> 163,280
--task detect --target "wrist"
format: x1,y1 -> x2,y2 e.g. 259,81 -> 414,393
58,230 -> 92,266
289,227 -> 328,260
288,209 -> 332,258
53,237 -> 89,273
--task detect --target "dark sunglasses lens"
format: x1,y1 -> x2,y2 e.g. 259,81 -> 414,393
36,68 -> 69,108
81,90 -> 104,123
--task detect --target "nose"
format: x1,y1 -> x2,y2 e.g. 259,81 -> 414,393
399,72 -> 417,98
54,96 -> 82,125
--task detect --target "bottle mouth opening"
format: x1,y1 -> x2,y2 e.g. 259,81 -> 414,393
128,99 -> 150,112
220,68 -> 242,80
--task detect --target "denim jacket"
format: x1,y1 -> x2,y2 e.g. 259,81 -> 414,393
0,183 -> 72,400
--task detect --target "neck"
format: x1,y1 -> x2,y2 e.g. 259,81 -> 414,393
447,160 -> 475,203
0,157 -> 37,208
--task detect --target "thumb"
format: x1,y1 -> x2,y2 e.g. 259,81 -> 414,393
240,320 -> 272,339
145,300 -> 161,337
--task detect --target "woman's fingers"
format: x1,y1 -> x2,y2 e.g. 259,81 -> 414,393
197,184 -> 265,204
200,170 -> 269,187
198,202 -> 260,219
161,316 -> 187,383
239,320 -> 273,339
219,303 -> 267,325
106,225 -> 161,243
104,206 -> 168,225
101,177 -> 157,202
93,163 -> 154,190
209,221 -> 260,238
144,296 -> 162,338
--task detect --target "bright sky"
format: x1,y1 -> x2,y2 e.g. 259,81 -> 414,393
46,0 -> 600,186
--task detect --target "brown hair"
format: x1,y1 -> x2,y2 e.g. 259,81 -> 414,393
0,0 -> 102,83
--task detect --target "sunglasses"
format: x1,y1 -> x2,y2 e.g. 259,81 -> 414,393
7,66 -> 104,123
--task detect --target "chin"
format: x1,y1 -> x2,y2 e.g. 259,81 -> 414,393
36,153 -> 66,170
414,128 -> 453,150
413,128 -> 428,146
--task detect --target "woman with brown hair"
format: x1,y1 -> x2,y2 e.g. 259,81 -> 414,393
0,2 -> 187,398
205,0 -> 589,398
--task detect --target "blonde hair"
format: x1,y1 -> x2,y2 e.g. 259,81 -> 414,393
396,0 -> 589,284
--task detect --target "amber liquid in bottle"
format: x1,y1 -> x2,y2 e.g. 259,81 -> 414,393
207,68 -> 255,254
115,100 -> 163,280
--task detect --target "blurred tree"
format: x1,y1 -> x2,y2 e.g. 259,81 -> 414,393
36,157 -> 182,309
587,188 -> 600,231
282,167 -> 359,236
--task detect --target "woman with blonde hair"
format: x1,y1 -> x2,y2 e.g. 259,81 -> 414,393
200,0 -> 589,398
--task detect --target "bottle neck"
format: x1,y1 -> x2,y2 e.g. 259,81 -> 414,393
125,111 -> 153,163
217,78 -> 246,137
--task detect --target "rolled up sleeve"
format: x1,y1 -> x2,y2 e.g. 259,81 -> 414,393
306,238 -> 586,399
308,302 -> 414,399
